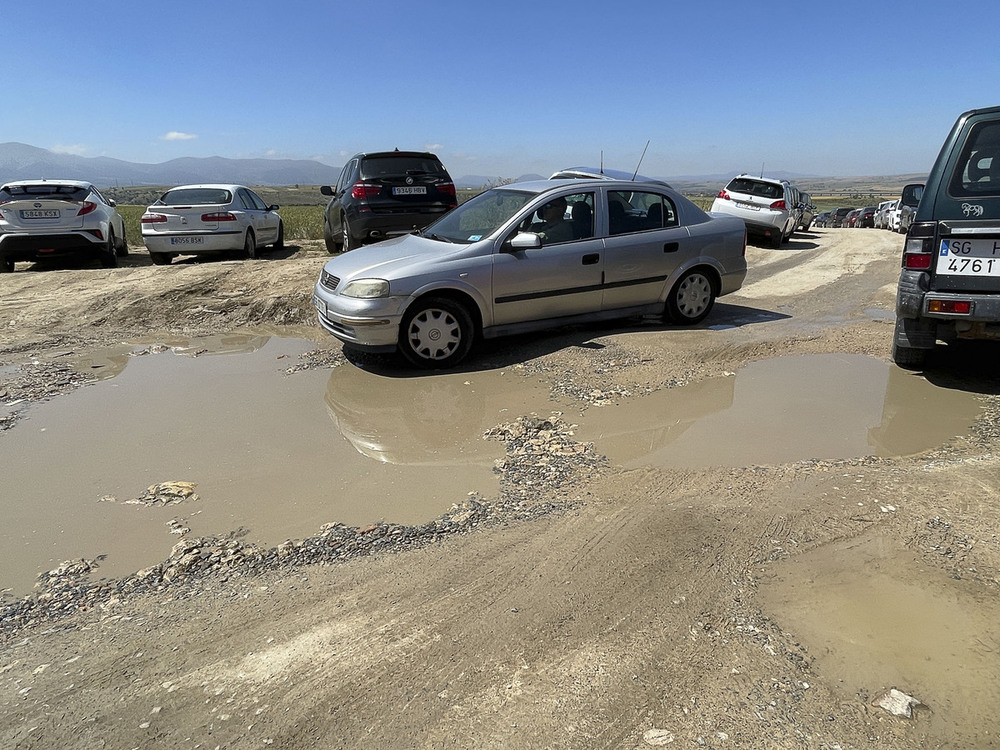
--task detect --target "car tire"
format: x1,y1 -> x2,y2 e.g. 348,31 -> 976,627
244,229 -> 257,259
665,269 -> 716,325
273,221 -> 284,249
99,233 -> 118,268
342,216 -> 359,251
323,218 -> 339,254
399,296 -> 475,368
150,252 -> 172,265
0,258 -> 13,273
891,339 -> 928,369
770,229 -> 783,249
116,227 -> 129,257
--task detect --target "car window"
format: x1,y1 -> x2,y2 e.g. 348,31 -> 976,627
422,188 -> 534,243
726,178 -> 783,200
608,190 -> 678,236
237,189 -> 256,210
336,161 -> 354,193
1,183 -> 89,201
160,188 -> 231,205
244,189 -> 268,210
520,192 -> 595,245
949,119 -> 1000,197
360,156 -> 447,179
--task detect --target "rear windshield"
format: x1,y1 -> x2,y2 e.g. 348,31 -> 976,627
949,120 -> 1000,198
157,188 -> 232,205
0,184 -> 89,201
360,156 -> 447,179
726,178 -> 784,200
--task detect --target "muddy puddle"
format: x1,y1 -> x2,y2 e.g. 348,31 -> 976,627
572,354 -> 982,468
0,336 -> 552,595
758,533 -> 1000,742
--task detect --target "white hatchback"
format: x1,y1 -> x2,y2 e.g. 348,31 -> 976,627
141,184 -> 283,265
710,174 -> 800,248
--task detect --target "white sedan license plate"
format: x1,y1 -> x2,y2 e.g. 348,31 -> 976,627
392,186 -> 427,196
20,209 -> 60,219
170,236 -> 205,246
937,238 -> 1000,276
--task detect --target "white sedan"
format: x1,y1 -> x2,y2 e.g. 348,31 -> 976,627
0,179 -> 128,272
141,184 -> 283,265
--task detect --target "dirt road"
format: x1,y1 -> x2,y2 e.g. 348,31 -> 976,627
2,230 -> 999,749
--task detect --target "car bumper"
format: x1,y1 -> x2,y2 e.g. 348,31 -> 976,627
0,230 -> 106,260
312,284 -> 405,352
142,230 -> 243,254
348,208 -> 452,241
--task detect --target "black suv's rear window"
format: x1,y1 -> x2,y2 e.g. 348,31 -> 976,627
949,120 -> 1000,197
360,156 -> 447,179
726,178 -> 783,200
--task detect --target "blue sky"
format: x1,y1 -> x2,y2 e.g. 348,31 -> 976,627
3,1 -> 997,180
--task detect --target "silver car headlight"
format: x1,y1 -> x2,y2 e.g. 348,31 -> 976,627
340,278 -> 389,298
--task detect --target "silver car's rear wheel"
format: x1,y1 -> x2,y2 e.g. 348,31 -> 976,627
666,270 -> 715,325
244,229 -> 257,259
399,297 -> 474,368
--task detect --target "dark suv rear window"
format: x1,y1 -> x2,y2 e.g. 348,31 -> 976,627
726,178 -> 783,200
360,156 -> 447,179
948,120 -> 1000,197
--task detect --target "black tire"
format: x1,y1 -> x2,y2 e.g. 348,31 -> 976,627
342,216 -> 358,251
99,233 -> 118,268
244,229 -> 257,259
323,217 -> 339,254
0,257 -> 13,273
273,221 -> 284,249
770,229 -> 783,249
150,252 -> 171,266
116,227 -> 129,256
399,296 -> 475,368
665,269 -> 716,325
891,339 -> 928,369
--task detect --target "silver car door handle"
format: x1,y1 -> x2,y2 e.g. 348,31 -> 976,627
663,242 -> 679,253
582,253 -> 600,265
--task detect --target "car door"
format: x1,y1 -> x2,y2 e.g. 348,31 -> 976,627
329,159 -> 358,237
601,190 -> 690,311
245,188 -> 279,243
491,191 -> 605,326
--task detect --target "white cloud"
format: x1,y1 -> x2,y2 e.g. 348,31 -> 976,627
425,143 -> 444,151
162,131 -> 198,141
50,144 -> 88,156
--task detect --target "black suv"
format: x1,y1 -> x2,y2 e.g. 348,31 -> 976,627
321,151 -> 457,252
893,105 -> 1000,367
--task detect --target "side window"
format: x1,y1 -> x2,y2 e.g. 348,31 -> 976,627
237,189 -> 256,210
336,160 -> 356,193
246,190 -> 268,210
521,191 -> 594,245
950,120 -> 1000,197
608,191 -> 678,236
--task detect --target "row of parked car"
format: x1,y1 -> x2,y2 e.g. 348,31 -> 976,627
0,179 -> 285,271
812,183 -> 925,234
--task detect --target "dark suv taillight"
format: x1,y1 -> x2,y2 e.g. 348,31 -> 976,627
902,221 -> 936,270
350,182 -> 382,200
437,181 -> 456,198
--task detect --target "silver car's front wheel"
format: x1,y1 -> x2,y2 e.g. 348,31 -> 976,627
666,270 -> 716,325
399,297 -> 474,368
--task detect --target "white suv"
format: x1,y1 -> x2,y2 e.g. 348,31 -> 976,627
710,174 -> 801,248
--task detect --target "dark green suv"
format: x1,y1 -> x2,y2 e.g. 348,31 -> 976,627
892,105 -> 1000,368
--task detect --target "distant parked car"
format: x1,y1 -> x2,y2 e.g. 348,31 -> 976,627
140,184 -> 283,265
897,182 -> 925,234
313,178 -> 748,368
797,192 -> 816,230
814,211 -> 831,227
874,200 -> 897,229
845,209 -> 862,227
0,179 -> 128,272
710,174 -> 801,248
857,206 -> 878,228
830,207 -> 856,227
320,150 -> 457,253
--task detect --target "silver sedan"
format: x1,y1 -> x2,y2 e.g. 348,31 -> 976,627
312,179 -> 747,368
141,184 -> 283,265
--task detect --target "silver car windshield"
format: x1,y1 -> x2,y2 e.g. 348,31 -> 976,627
422,188 -> 534,243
